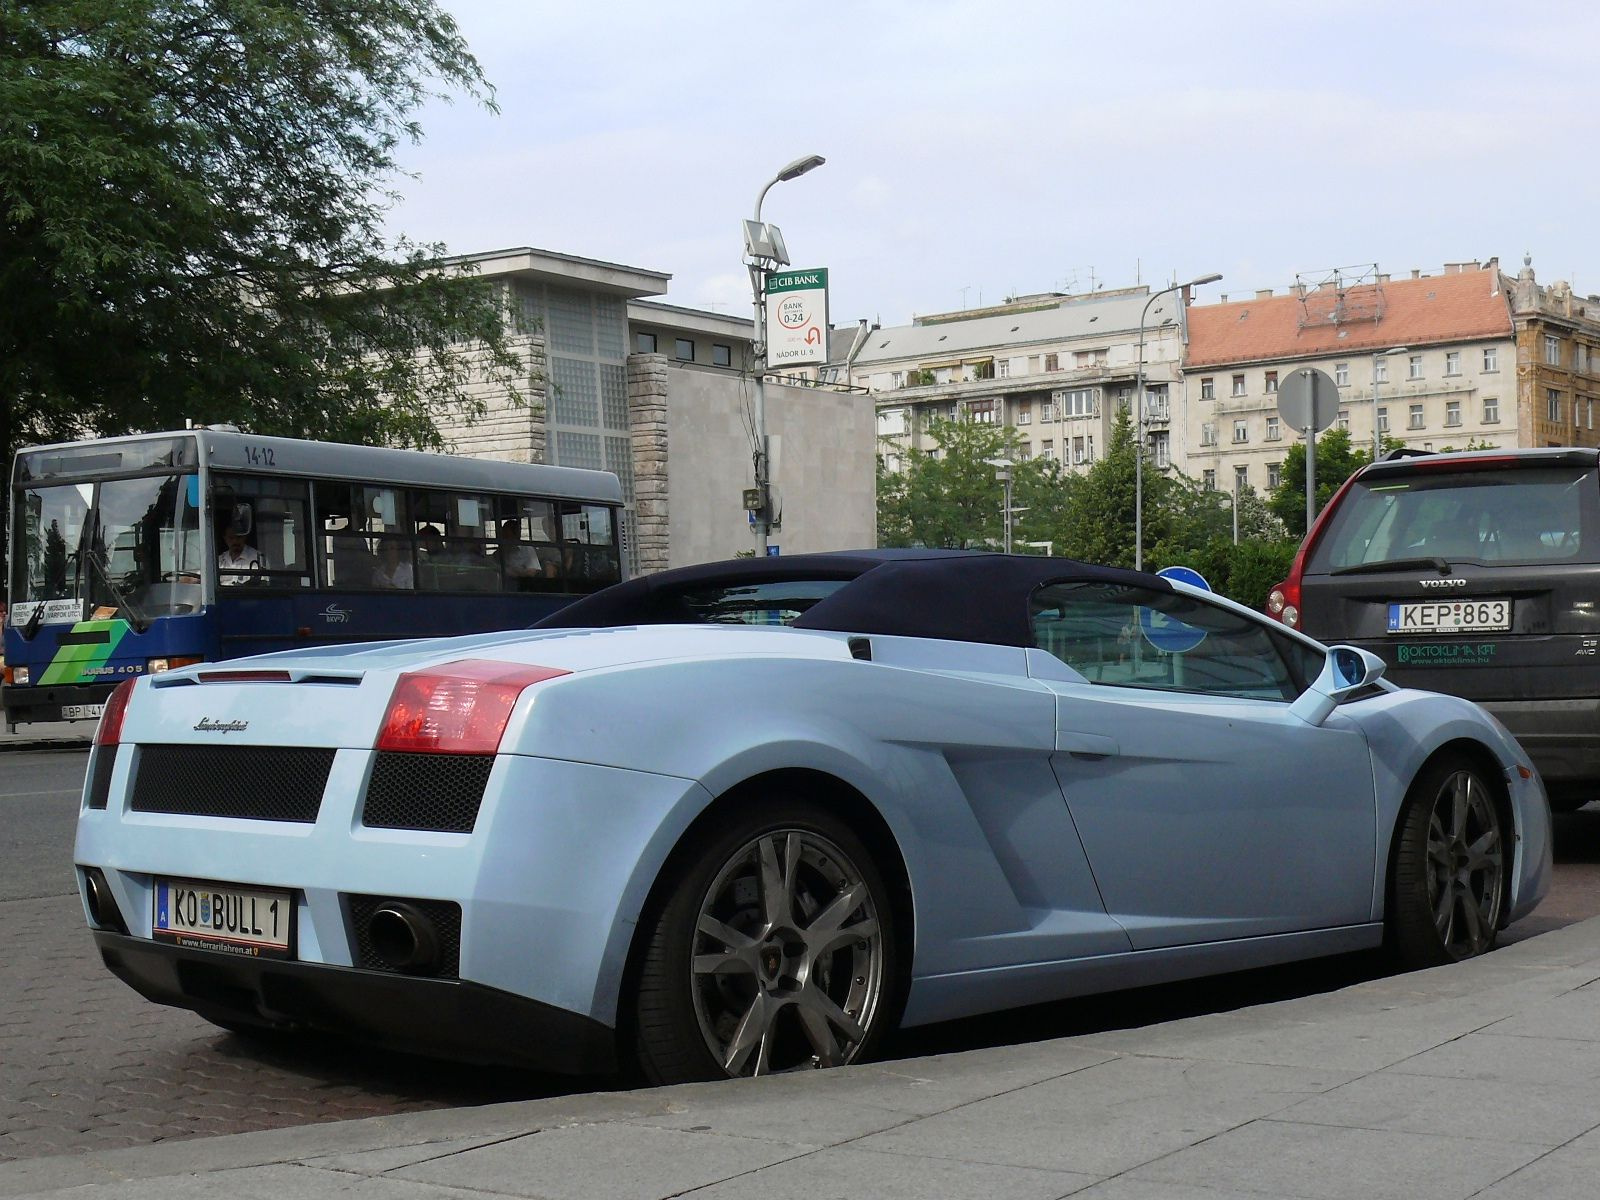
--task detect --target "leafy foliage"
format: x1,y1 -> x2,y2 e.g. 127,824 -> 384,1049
876,407 -> 1300,608
1266,428 -> 1375,537
0,0 -> 523,475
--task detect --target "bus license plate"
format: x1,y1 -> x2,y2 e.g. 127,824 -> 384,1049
61,704 -> 104,720
153,879 -> 293,959
1387,599 -> 1511,635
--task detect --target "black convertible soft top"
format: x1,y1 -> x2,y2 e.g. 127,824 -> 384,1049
534,550 -> 1170,648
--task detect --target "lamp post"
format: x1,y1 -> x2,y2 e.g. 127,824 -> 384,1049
1371,346 -> 1409,460
747,154 -> 826,555
989,459 -> 1015,553
1214,478 -> 1239,545
1135,272 -> 1221,571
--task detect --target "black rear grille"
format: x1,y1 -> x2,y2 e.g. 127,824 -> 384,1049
130,745 -> 334,822
361,752 -> 492,833
85,746 -> 118,810
346,894 -> 462,978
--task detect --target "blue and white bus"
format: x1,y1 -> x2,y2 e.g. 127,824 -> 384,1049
3,429 -> 626,729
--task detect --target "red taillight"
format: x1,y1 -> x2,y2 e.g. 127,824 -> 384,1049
96,679 -> 136,747
375,658 -> 569,755
1267,468 -> 1367,626
197,670 -> 292,683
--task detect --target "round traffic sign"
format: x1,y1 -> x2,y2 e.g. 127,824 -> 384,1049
1277,367 -> 1340,433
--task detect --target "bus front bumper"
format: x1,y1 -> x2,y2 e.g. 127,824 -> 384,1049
2,681 -> 118,726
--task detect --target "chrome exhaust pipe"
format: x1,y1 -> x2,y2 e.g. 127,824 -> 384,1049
368,902 -> 439,973
82,867 -> 127,933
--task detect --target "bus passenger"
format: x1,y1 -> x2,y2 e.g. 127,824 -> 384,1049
372,540 -> 413,589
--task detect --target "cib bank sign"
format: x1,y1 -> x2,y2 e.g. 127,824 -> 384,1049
765,268 -> 829,368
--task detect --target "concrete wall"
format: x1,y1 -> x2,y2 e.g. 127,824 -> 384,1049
663,362 -> 875,566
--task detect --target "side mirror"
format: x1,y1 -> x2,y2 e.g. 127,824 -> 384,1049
1289,644 -> 1386,726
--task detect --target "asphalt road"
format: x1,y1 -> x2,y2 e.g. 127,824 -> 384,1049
5,747 -> 1599,1164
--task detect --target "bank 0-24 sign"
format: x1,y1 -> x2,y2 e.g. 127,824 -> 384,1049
765,268 -> 829,368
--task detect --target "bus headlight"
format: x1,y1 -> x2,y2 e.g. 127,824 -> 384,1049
147,658 -> 170,673
11,666 -> 28,685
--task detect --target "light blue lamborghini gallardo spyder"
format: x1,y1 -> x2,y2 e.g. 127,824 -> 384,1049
74,551 -> 1551,1082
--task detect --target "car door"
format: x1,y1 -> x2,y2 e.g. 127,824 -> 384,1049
1032,579 -> 1378,951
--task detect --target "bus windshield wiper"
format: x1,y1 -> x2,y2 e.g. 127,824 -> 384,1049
1332,556 -> 1455,577
83,550 -> 150,633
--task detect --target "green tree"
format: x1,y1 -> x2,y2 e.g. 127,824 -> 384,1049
1,0 -> 522,474
878,417 -> 1055,549
1267,429 -> 1373,536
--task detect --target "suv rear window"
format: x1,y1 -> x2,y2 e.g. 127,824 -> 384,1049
1308,466 -> 1597,572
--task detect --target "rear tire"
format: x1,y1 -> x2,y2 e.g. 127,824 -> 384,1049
631,797 -> 900,1084
1388,759 -> 1506,968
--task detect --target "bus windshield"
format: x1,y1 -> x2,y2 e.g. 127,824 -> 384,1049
14,474 -> 203,627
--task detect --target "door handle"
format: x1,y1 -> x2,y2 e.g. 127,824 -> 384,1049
1055,731 -> 1119,759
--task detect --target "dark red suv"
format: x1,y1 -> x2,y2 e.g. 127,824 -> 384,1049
1268,447 -> 1600,810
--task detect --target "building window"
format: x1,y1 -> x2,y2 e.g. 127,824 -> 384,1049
1016,405 -> 1031,426
1234,465 -> 1248,493
1374,358 -> 1389,383
635,331 -> 658,354
969,398 -> 997,424
1408,403 -> 1425,429
1445,399 -> 1462,427
674,338 -> 695,361
1064,388 -> 1096,418
1267,462 -> 1282,490
1264,370 -> 1278,394
1200,377 -> 1215,400
1546,334 -> 1561,365
997,360 -> 1010,379
1071,435 -> 1094,464
1040,399 -> 1057,422
1336,409 -> 1350,432
1040,439 -> 1054,459
1548,388 -> 1562,422
1231,374 -> 1246,397
711,343 -> 732,367
1335,362 -> 1349,386
1444,350 -> 1461,376
1483,346 -> 1498,372
1266,415 -> 1281,441
1232,419 -> 1249,443
1015,444 -> 1031,461
1202,469 -> 1216,490
1043,352 -> 1060,372
1377,406 -> 1389,432
1143,385 -> 1168,420
1074,348 -> 1107,368
1151,431 -> 1171,468
1483,397 -> 1499,423
1408,354 -> 1423,380
1201,421 -> 1217,446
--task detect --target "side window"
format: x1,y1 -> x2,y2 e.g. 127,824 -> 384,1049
409,489 -> 498,592
556,502 -> 622,593
314,483 -> 374,589
493,497 -> 562,593
212,474 -> 311,590
1031,580 -> 1314,701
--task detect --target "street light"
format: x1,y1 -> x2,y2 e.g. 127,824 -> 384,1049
988,458 -> 1015,553
1213,479 -> 1239,545
1135,272 -> 1222,571
747,154 -> 826,555
1371,346 -> 1409,459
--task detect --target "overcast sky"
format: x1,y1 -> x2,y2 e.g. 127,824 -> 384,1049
384,0 -> 1599,329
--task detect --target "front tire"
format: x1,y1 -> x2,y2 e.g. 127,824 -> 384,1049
632,798 -> 899,1083
1389,760 -> 1506,967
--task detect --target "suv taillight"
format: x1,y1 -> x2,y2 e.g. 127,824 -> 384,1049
1267,579 -> 1300,628
376,659 -> 569,755
96,679 -> 136,746
1266,470 -> 1367,628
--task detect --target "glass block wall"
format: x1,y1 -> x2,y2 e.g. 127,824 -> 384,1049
515,281 -> 638,576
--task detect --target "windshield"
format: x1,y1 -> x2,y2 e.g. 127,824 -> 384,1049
1308,466 -> 1598,572
11,474 -> 203,626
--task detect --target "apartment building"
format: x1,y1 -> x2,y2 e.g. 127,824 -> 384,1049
1507,256 -> 1600,449
861,288 -> 1191,475
1183,263 -> 1517,497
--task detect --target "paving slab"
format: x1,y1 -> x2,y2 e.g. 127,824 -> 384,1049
2,915 -> 1599,1200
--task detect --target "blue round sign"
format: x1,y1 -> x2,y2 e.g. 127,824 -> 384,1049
1140,566 -> 1211,654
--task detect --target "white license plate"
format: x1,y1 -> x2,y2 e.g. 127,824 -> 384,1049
1387,599 -> 1512,635
153,879 -> 293,959
61,704 -> 104,720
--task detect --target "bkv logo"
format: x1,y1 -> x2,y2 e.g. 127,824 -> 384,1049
320,603 -> 351,624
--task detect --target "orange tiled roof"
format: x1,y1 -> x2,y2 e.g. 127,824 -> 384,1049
1186,268 -> 1511,369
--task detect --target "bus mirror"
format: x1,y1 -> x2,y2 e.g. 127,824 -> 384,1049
229,502 -> 253,537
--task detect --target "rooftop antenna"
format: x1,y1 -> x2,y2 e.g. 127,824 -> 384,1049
959,285 -> 972,309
